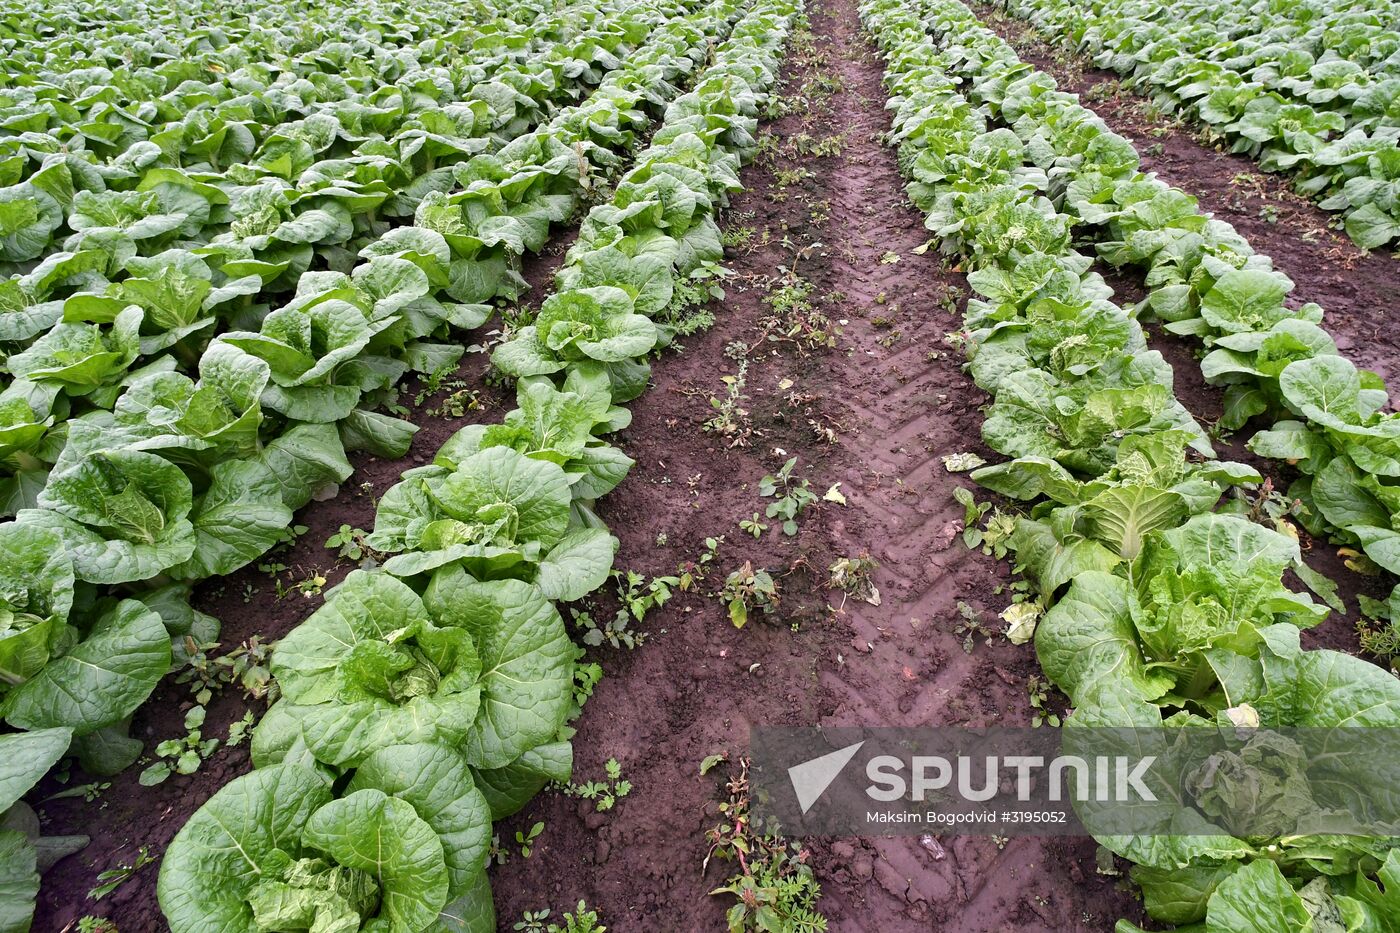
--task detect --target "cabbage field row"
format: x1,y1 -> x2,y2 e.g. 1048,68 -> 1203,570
869,0 -> 1400,927
1004,0 -> 1400,248
2,0 -> 1399,928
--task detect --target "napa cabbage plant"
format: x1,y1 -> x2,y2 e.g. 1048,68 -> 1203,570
250,570 -> 574,771
19,446 -> 197,584
366,446 -> 617,595
158,760 -> 497,933
0,523 -> 75,694
1033,514 -> 1330,707
1069,622 -> 1400,932
28,341 -> 274,478
434,365 -> 634,503
60,248 -> 262,357
5,305 -> 143,405
1,592 -> 169,767
0,728 -> 88,933
490,285 -> 658,381
0,521 -> 172,773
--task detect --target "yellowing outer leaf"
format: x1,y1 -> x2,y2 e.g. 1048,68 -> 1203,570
1002,601 -> 1041,646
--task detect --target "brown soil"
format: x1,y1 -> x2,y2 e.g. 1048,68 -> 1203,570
488,2 -> 1143,930
35,3 -> 1164,931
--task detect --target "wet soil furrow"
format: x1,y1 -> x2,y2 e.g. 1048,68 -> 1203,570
486,0 -> 1144,929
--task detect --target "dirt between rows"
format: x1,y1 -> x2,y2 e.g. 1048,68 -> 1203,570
487,1 -> 1144,929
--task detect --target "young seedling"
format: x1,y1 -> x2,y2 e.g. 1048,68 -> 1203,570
954,488 -> 1016,559
77,918 -> 118,933
514,903 -> 606,933
226,710 -> 256,747
516,910 -> 552,933
704,359 -> 752,448
614,569 -> 680,622
425,386 -> 481,418
140,706 -> 219,786
44,782 -> 110,804
516,821 -> 544,859
658,264 -> 723,337
759,457 -> 818,536
563,758 -> 632,812
1027,674 -> 1061,728
217,636 -> 277,701
324,524 -> 375,562
1356,589 -> 1400,669
677,537 -> 723,590
176,635 -> 277,705
571,607 -> 646,651
489,833 -> 510,867
295,569 -> 329,598
553,902 -> 605,933
759,268 -> 838,352
739,513 -> 768,538
88,846 -> 156,900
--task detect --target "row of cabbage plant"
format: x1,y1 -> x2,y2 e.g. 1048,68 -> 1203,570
865,0 -> 1400,927
153,2 -> 799,930
938,0 -> 1400,636
1001,0 -> 1400,248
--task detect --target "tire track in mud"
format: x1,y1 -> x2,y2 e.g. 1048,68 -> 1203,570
487,1 -> 1144,929
800,2 -> 1142,928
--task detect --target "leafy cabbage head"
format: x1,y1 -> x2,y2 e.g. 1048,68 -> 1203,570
490,285 -> 658,377
254,570 -> 572,771
0,523 -> 73,691
158,763 -> 455,933
24,446 -> 197,584
367,446 -> 616,598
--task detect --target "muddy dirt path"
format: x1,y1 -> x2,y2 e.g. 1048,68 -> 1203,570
487,1 -> 1143,929
977,6 -> 1400,388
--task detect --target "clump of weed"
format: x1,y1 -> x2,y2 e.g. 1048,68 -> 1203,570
704,359 -> 753,447
953,600 -> 995,654
828,553 -> 880,607
759,457 -> 819,536
704,758 -> 827,932
515,902 -> 606,933
561,757 -> 632,812
719,562 -> 780,628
